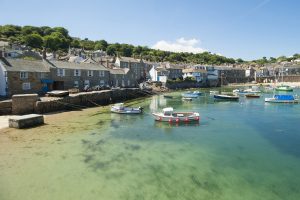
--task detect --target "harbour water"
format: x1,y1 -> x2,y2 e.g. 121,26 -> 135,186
1,89 -> 300,200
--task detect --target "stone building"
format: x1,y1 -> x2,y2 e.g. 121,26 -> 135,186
109,68 -> 136,87
44,60 -> 110,90
0,55 -> 50,97
115,56 -> 146,82
215,66 -> 246,85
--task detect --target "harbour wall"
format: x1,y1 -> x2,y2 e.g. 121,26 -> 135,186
256,75 -> 300,83
0,88 -> 149,115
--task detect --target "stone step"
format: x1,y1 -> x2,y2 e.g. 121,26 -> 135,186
9,114 -> 44,129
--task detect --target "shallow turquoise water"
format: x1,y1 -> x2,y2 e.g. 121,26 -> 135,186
1,88 -> 300,200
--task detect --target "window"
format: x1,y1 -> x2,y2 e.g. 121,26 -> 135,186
22,82 -> 31,90
57,69 -> 65,77
99,70 -> 105,77
74,69 -> 81,76
87,70 -> 93,77
74,81 -> 79,88
84,80 -> 90,87
39,72 -> 46,79
20,71 -> 28,79
100,80 -> 105,86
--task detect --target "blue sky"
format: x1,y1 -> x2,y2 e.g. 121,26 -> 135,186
0,0 -> 299,60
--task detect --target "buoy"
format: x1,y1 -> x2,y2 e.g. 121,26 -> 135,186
195,116 -> 200,121
175,118 -> 179,123
184,117 -> 189,122
159,117 -> 162,121
168,118 -> 173,123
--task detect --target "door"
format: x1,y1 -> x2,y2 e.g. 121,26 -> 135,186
53,81 -> 64,90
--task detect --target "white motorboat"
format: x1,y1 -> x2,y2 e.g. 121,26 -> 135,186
152,107 -> 200,123
265,95 -> 298,103
111,103 -> 143,114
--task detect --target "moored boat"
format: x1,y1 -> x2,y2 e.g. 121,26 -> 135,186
265,95 -> 298,103
111,103 -> 143,114
245,93 -> 261,98
163,95 -> 173,99
182,97 -> 193,101
214,94 -> 239,101
152,107 -> 200,123
275,85 -> 293,92
209,90 -> 219,95
181,93 -> 199,98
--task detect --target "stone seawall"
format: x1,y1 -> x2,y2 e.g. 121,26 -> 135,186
0,88 -> 149,115
0,100 -> 12,115
166,82 -> 207,89
35,88 -> 147,114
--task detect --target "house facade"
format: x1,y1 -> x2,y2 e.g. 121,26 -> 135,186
149,66 -> 169,83
115,56 -> 146,82
45,61 -> 110,90
109,68 -> 136,87
182,67 -> 207,83
0,57 -> 50,97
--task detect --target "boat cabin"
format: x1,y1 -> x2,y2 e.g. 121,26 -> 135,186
163,107 -> 173,116
274,95 -> 295,100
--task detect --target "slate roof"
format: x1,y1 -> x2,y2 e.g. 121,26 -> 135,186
118,56 -> 141,63
0,58 -> 50,72
46,60 -> 109,71
182,68 -> 207,73
109,68 -> 130,75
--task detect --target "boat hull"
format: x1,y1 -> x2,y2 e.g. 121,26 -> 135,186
181,93 -> 199,98
111,106 -> 142,114
152,112 -> 200,122
214,94 -> 239,101
265,98 -> 298,103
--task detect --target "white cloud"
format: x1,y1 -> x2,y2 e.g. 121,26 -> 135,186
152,37 -> 206,54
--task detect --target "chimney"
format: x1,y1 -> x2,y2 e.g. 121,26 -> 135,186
106,60 -> 110,68
42,48 -> 46,59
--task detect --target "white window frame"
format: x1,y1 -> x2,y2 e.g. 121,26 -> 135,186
87,70 -> 93,77
20,71 -> 28,79
100,80 -> 105,86
74,69 -> 81,77
99,70 -> 105,77
84,80 -> 90,87
57,69 -> 65,77
74,81 -> 79,88
22,82 -> 31,90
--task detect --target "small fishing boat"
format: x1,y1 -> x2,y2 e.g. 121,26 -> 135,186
275,85 -> 293,92
265,95 -> 298,103
245,93 -> 261,98
192,91 -> 202,95
152,107 -> 200,123
209,90 -> 219,95
163,95 -> 173,99
182,97 -> 193,101
111,103 -> 143,114
181,91 -> 199,98
47,90 -> 69,97
214,94 -> 239,101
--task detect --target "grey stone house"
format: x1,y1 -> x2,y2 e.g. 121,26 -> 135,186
0,56 -> 50,97
109,68 -> 137,87
215,66 -> 246,85
115,56 -> 146,82
44,60 -> 110,90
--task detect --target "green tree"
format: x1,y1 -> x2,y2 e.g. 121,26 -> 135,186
94,40 -> 108,50
43,32 -> 64,51
106,44 -> 117,56
23,33 -> 43,49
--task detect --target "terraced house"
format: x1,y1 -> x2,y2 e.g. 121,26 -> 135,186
115,56 -> 146,82
0,52 -> 51,96
44,61 -> 110,90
